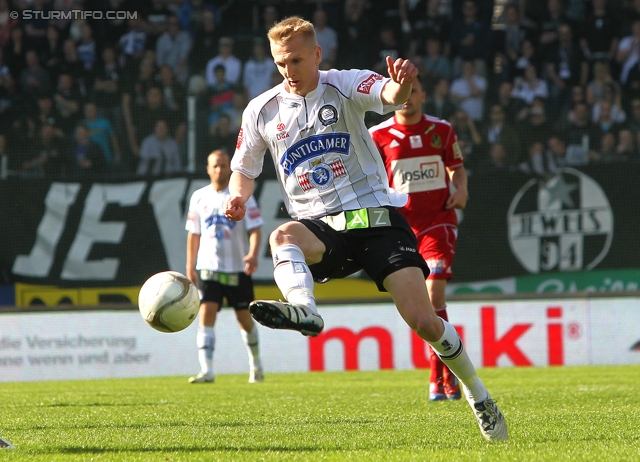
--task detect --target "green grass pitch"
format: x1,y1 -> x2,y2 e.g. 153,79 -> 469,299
1,365 -> 639,461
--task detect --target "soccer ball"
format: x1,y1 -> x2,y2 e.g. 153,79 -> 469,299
138,271 -> 200,333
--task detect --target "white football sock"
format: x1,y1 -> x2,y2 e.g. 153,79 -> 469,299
241,325 -> 262,370
272,244 -> 317,313
196,326 -> 215,375
429,319 -> 488,403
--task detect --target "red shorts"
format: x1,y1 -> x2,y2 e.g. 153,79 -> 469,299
416,224 -> 457,280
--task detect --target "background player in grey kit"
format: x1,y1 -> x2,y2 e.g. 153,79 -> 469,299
186,149 -> 264,384
224,16 -> 507,440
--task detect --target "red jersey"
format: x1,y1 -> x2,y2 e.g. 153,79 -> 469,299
369,114 -> 464,234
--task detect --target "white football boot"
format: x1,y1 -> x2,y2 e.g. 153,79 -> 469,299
188,371 -> 214,384
463,385 -> 508,441
249,300 -> 324,337
249,367 -> 264,383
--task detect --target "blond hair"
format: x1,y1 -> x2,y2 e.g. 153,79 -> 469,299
267,16 -> 317,47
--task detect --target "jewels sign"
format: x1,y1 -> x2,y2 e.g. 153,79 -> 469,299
507,169 -> 613,273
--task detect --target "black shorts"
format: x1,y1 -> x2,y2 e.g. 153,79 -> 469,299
198,272 -> 254,311
299,206 -> 429,292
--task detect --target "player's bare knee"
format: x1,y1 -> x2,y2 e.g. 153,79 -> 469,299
269,224 -> 299,250
414,316 -> 442,343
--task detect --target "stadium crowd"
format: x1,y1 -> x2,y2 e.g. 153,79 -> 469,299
0,0 -> 639,181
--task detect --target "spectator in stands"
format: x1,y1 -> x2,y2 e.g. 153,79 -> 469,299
0,74 -> 23,128
423,77 -> 456,122
255,4 -> 280,38
511,64 -> 549,106
419,38 -> 452,89
519,140 -> 553,177
476,142 -> 512,174
41,25 -> 62,72
158,64 -> 186,113
132,86 -> 186,157
586,60 -> 617,107
450,109 -> 483,172
450,0 -> 490,77
401,0 -> 452,59
538,0 -> 569,59
546,23 -> 589,119
156,15 -> 192,85
520,98 -> 553,161
189,9 -> 220,76
136,119 -> 182,176
224,88 -> 245,134
594,101 -> 622,146
101,0 -> 130,45
119,18 -> 147,81
70,123 -> 106,180
207,64 -> 234,130
481,104 -> 521,168
617,19 -> 640,85
209,112 -> 236,155
22,122 -> 68,178
142,0 -> 172,49
591,82 -> 626,124
492,2 -> 528,82
83,101 -> 120,167
615,128 -> 639,162
53,73 -> 83,137
92,47 -> 124,137
0,0 -> 18,49
338,0 -> 374,70
492,80 -> 521,122
5,26 -> 26,78
77,23 -> 98,73
20,50 -> 51,97
243,37 -> 276,100
56,39 -> 85,93
580,0 -> 619,64
206,36 -> 242,87
179,0 -> 216,37
563,102 -> 598,165
32,94 -> 64,143
450,58 -> 487,122
623,97 -> 640,134
23,0 -> 49,54
375,25 -> 404,76
513,39 -> 541,78
313,9 -> 338,69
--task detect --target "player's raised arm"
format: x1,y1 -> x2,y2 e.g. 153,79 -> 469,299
225,171 -> 255,221
381,56 -> 419,106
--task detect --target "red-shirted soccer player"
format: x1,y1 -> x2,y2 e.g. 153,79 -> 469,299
369,75 -> 468,401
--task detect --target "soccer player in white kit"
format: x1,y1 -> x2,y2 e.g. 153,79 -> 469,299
186,150 -> 264,384
224,17 -> 508,440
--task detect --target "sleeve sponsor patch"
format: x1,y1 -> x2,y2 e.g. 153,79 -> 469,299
357,73 -> 383,94
452,141 -> 463,160
236,128 -> 243,149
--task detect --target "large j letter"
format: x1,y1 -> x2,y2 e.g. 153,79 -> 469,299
13,183 -> 81,277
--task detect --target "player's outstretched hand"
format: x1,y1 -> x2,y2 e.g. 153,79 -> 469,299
386,56 -> 418,85
224,196 -> 246,221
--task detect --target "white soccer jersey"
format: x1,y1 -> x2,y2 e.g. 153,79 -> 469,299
186,186 -> 263,273
231,69 -> 408,220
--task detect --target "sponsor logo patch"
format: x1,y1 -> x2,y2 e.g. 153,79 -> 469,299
357,73 -> 383,94
280,133 -> 350,175
297,159 -> 347,192
236,128 -> 243,149
431,133 -> 442,148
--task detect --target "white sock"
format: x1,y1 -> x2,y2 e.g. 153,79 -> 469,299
196,326 -> 215,375
429,319 -> 488,403
241,325 -> 262,370
272,244 -> 317,313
